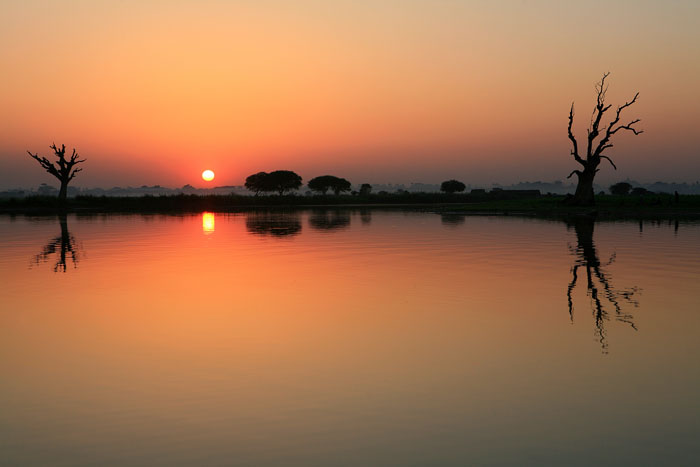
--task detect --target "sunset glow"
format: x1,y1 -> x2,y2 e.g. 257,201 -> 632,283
3,2 -> 700,465
1,1 -> 699,189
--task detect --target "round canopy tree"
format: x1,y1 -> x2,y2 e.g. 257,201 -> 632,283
308,175 -> 351,195
265,170 -> 302,195
440,179 -> 466,194
245,171 -> 268,195
244,170 -> 302,195
609,182 -> 633,195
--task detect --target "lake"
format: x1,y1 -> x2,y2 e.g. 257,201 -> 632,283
1,210 -> 699,466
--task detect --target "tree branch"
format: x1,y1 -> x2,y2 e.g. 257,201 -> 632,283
27,151 -> 60,179
586,73 -> 612,159
568,104 -> 585,166
69,167 -> 83,180
610,118 -> 643,136
600,155 -> 617,170
594,92 -> 642,157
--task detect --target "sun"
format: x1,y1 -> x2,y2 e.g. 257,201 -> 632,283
202,169 -> 215,181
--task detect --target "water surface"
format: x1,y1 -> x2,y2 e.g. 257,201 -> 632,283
1,211 -> 699,466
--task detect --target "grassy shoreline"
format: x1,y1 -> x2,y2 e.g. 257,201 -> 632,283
2,193 -> 700,219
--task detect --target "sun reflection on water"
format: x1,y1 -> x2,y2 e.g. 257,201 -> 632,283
202,212 -> 215,234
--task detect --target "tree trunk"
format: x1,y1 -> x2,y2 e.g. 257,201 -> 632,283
58,214 -> 70,266
58,179 -> 68,201
572,169 -> 596,206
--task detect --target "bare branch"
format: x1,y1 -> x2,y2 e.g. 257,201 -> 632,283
68,167 -> 83,180
568,104 -> 585,166
27,151 -> 60,179
610,118 -> 643,136
594,92 -> 643,157
600,155 -> 617,170
587,73 -> 613,159
567,169 -> 582,179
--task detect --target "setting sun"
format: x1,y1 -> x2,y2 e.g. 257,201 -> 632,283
202,170 -> 215,182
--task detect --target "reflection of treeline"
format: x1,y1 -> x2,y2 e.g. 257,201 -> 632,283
245,209 -> 364,237
245,211 -> 302,237
308,209 -> 351,231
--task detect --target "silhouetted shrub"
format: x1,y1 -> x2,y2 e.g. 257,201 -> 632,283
609,182 -> 632,195
631,187 -> 651,196
440,180 -> 466,194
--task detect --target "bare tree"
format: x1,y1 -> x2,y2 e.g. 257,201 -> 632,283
567,73 -> 643,205
27,143 -> 86,201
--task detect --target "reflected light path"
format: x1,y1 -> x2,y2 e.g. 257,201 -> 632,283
202,212 -> 215,234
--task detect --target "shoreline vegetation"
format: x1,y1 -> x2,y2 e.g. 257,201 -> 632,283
2,192 -> 700,220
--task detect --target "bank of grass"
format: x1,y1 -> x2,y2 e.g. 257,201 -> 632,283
443,193 -> 700,219
0,192 -> 482,214
2,192 -> 700,219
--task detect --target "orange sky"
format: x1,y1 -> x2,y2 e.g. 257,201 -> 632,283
1,0 -> 698,188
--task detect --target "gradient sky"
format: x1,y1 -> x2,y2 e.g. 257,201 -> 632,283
1,0 -> 698,189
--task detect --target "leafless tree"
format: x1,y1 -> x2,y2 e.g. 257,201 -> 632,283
27,143 -> 86,201
567,73 -> 643,205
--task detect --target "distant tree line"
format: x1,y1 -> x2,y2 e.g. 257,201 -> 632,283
244,169 -> 468,198
609,181 -> 670,197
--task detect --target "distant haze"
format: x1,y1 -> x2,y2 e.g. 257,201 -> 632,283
1,0 -> 699,189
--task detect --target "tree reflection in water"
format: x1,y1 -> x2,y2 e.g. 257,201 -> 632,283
359,209 -> 372,226
245,211 -> 302,237
308,209 -> 351,231
32,214 -> 80,272
441,213 -> 466,227
566,217 -> 640,353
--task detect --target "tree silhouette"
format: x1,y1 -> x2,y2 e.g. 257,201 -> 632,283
359,183 -> 372,196
245,172 -> 268,196
609,182 -> 633,195
267,170 -> 302,195
567,73 -> 643,205
566,217 -> 640,353
440,180 -> 466,194
27,143 -> 86,201
32,214 -> 80,272
308,175 -> 352,195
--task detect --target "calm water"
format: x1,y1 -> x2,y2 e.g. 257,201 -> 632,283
1,211 -> 699,466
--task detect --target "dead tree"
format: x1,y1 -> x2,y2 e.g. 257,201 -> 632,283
567,73 -> 643,205
27,143 -> 86,201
